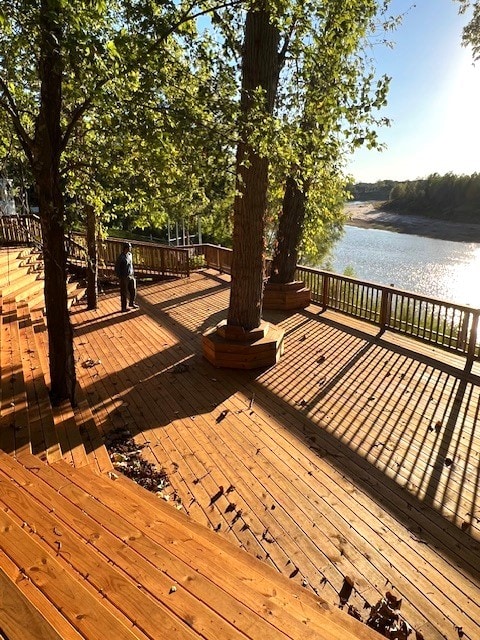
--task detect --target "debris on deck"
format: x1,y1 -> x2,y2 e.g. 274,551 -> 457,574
105,427 -> 178,502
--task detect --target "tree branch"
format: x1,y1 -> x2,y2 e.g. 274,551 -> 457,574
59,0 -> 243,152
0,75 -> 34,164
61,95 -> 96,152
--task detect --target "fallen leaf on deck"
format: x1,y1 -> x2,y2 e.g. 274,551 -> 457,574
82,359 -> 101,368
289,567 -> 299,579
209,486 -> 224,506
231,509 -> 243,526
262,529 -> 275,543
339,576 -> 354,604
216,410 -> 229,423
347,605 -> 362,620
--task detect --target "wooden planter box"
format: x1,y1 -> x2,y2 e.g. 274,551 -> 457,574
263,280 -> 311,311
202,319 -> 284,369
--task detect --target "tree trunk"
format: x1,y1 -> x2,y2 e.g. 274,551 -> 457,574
33,0 -> 76,405
269,175 -> 307,284
227,6 -> 280,330
86,204 -> 98,309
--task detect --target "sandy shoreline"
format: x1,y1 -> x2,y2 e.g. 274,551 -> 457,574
345,201 -> 480,243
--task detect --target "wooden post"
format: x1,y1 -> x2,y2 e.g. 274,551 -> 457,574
466,311 -> 479,371
160,247 -> 165,275
379,287 -> 391,332
321,274 -> 329,311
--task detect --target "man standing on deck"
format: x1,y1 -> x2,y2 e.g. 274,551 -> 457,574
115,242 -> 138,312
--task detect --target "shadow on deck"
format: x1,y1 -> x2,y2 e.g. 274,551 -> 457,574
70,269 -> 480,640
2,249 -> 479,639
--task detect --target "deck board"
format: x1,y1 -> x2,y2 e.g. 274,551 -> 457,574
67,270 -> 480,640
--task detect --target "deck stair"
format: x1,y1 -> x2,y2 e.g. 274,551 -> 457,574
0,248 -> 105,470
0,450 -> 379,640
0,248 -> 43,298
0,247 -> 86,309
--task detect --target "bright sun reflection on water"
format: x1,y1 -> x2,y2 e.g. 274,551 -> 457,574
331,228 -> 480,308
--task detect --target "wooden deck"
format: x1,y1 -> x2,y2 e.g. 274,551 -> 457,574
67,269 -> 480,640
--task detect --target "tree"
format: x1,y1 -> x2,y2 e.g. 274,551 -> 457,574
268,0 -> 391,283
212,0 -> 391,330
0,0 -> 238,404
227,2 -> 282,330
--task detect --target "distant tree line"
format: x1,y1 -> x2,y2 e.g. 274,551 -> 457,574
349,180 -> 396,201
350,173 -> 480,222
385,173 -> 480,222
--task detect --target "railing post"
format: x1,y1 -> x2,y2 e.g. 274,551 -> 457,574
379,287 -> 391,333
160,247 -> 165,275
321,274 -> 329,311
466,310 -> 479,370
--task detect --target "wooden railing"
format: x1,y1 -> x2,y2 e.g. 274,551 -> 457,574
0,216 -> 190,278
0,215 -> 42,246
188,244 -> 480,363
76,235 -> 191,278
4,222 -> 478,361
299,266 -> 480,362
188,243 -> 233,273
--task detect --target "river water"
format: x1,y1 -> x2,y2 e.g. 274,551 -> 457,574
330,226 -> 480,308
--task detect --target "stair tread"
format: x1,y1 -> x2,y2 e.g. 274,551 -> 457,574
49,457 -> 373,640
0,456 -> 203,640
0,557 -> 83,640
2,452 -> 371,640
0,507 -> 146,640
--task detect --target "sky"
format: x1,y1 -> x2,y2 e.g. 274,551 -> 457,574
347,0 -> 480,183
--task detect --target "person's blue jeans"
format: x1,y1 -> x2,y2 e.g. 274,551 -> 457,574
119,276 -> 136,310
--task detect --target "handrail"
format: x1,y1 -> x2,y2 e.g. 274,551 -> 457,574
0,216 -> 190,279
186,243 -> 233,273
189,243 -> 480,363
0,214 -> 42,247
70,232 -> 190,278
296,266 -> 480,361
4,221 -> 478,361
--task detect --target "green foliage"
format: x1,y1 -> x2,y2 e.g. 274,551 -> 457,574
264,0 -> 393,262
1,0 -> 394,253
386,172 -> 480,221
1,0 -> 237,239
456,1 -> 480,61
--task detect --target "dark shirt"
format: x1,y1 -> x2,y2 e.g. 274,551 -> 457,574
115,251 -> 134,278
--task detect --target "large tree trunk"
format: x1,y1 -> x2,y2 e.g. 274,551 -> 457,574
33,0 -> 76,405
227,6 -> 280,331
86,204 -> 98,309
269,175 -> 307,284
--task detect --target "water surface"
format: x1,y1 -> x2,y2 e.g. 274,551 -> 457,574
330,226 -> 480,308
